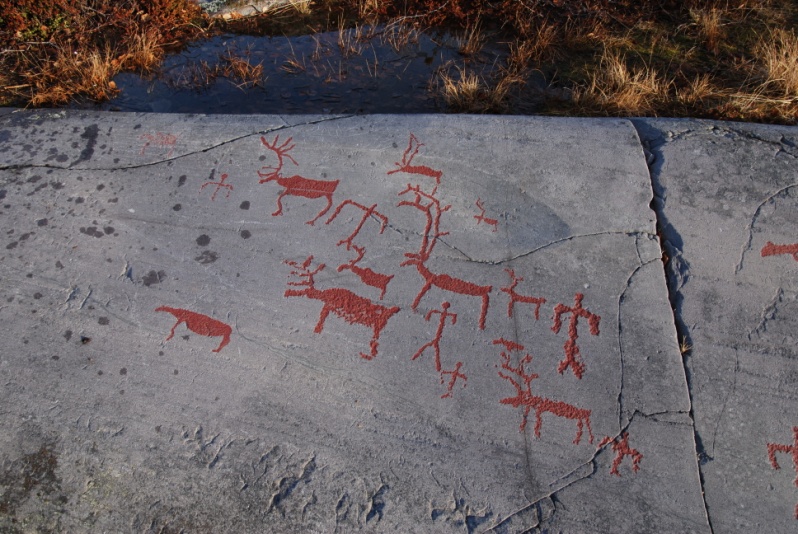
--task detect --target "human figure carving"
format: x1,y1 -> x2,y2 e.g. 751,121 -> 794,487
412,301 -> 466,398
552,293 -> 601,379
155,306 -> 231,353
494,338 -> 594,445
598,432 -> 643,476
258,135 -> 339,225
284,256 -> 400,360
200,172 -> 233,201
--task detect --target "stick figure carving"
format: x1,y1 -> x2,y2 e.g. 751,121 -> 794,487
155,306 -> 231,353
258,136 -> 339,225
284,256 -> 400,360
494,338 -> 594,445
412,301 -> 467,398
599,432 -> 643,476
200,172 -> 233,201
552,293 -> 601,379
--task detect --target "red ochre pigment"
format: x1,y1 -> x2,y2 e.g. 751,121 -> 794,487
473,198 -> 498,232
761,241 -> 798,262
767,426 -> 798,519
501,268 -> 546,320
140,132 -> 177,158
155,306 -> 232,353
387,133 -> 442,185
200,172 -> 233,201
552,293 -> 601,379
599,432 -> 643,476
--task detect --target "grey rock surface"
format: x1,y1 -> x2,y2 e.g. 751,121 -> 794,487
635,118 -> 798,532
4,109 -> 794,532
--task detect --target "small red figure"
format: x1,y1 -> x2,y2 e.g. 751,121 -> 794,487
552,293 -> 601,379
398,184 -> 492,330
284,256 -> 400,360
501,268 -> 546,320
200,172 -> 234,201
474,198 -> 498,232
140,132 -> 177,158
767,426 -> 798,519
440,361 -> 467,399
494,338 -> 594,445
599,432 -> 643,476
387,133 -> 443,189
258,135 -> 339,225
413,301 -> 457,371
762,242 -> 798,262
337,245 -> 394,300
155,306 -> 232,353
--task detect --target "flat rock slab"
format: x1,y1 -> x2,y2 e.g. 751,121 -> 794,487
636,119 -> 798,532
0,111 -> 703,532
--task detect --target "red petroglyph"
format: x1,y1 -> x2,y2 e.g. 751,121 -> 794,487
326,200 -> 389,250
258,135 -> 339,225
494,338 -> 594,445
200,172 -> 233,201
338,245 -> 394,300
552,293 -> 601,379
474,198 -> 498,232
387,133 -> 442,189
284,256 -> 400,360
398,184 -> 492,329
767,426 -> 798,519
501,268 -> 547,320
762,242 -> 798,262
412,301 -> 467,398
599,432 -> 643,476
140,132 -> 177,158
155,306 -> 231,353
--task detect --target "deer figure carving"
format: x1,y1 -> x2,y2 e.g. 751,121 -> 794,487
258,135 -> 339,225
284,256 -> 400,360
495,338 -> 594,445
387,133 -> 442,189
338,245 -> 394,300
398,184 -> 492,329
155,306 -> 231,353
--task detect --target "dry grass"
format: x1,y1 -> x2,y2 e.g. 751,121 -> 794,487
435,64 -> 523,113
688,6 -> 726,54
219,47 -> 265,89
755,28 -> 798,97
573,48 -> 671,115
458,20 -> 486,56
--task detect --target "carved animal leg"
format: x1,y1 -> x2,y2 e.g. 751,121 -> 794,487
212,334 -> 230,353
411,281 -> 434,311
307,195 -> 334,226
272,192 -> 286,216
165,320 -> 182,341
314,306 -> 331,334
479,294 -> 490,330
360,339 -> 379,360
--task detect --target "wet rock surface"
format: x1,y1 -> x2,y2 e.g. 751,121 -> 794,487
0,109 -> 794,531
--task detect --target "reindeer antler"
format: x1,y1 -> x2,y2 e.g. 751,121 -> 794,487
284,256 -> 325,286
260,135 -> 298,171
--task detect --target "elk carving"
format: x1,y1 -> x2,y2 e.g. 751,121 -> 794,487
387,133 -> 442,188
397,184 -> 492,329
284,256 -> 400,360
258,136 -> 339,225
337,245 -> 394,300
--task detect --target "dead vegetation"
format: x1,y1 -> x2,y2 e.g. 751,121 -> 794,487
1,0 -> 797,123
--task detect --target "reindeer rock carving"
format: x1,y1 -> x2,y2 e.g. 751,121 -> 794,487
258,136 -> 339,225
284,256 -> 400,360
156,306 -> 231,353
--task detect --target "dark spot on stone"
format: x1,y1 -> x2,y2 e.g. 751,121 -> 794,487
33,292 -> 42,299
103,226 -> 114,235
371,161 -> 375,166
80,336 -> 91,344
64,330 -> 72,341
172,204 -> 181,211
178,175 -> 187,187
113,158 -> 119,164
155,425 -> 161,432
26,273 -> 33,278
27,175 -> 42,183
174,369 -> 179,375
181,335 -> 189,341
97,370 -> 103,376
56,154 -> 69,163
96,184 -> 105,191
74,124 -> 99,165
0,445 -> 59,515
6,241 -> 17,249
239,201 -> 250,210
70,142 -> 78,149
134,124 -> 141,130
120,368 -> 127,375
196,234 -> 210,247
51,355 -> 59,360
142,270 -> 166,287
194,250 -> 218,264
259,155 -> 266,161
108,198 -> 118,203
159,351 -> 164,356
74,197 -> 84,204
0,190 -> 5,200
240,230 -> 251,239
119,389 -> 124,395
19,233 -> 32,240
98,317 -> 109,326
55,261 -> 63,269
392,142 -> 398,148
36,218 -> 48,226
50,181 -> 64,190
79,227 -> 103,238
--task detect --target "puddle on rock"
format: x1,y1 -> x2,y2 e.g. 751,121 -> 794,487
78,26 -> 540,114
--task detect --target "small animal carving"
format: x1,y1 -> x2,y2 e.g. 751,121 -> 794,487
156,306 -> 231,353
